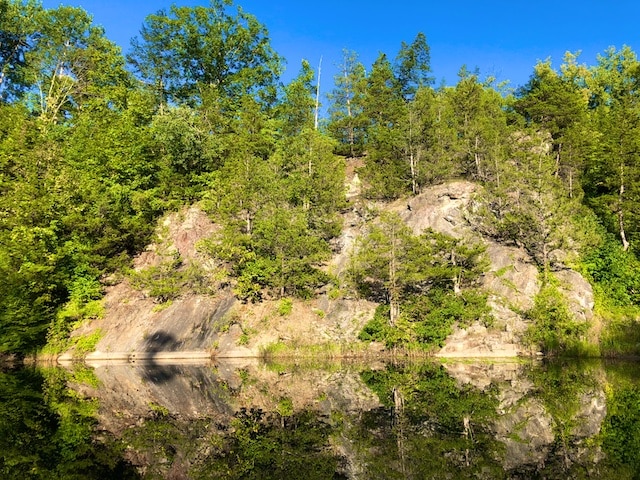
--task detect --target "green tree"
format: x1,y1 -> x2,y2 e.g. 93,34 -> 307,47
482,130 -> 580,274
326,49 -> 367,156
417,86 -> 462,185
277,59 -> 316,137
128,0 -> 283,107
349,212 -> 414,325
584,46 -> 640,252
515,59 -> 589,197
349,212 -> 485,327
394,32 -> 433,101
275,62 -> 345,238
0,0 -> 41,102
447,67 -> 511,183
206,95 -> 278,236
23,5 -> 129,125
360,53 -> 409,198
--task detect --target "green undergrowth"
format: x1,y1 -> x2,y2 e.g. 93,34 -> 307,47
579,234 -> 640,357
523,277 -> 596,357
260,340 -> 375,361
358,289 -> 491,352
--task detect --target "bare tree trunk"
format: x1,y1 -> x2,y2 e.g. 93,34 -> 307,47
463,415 -> 473,467
555,142 -> 562,178
452,248 -> 461,295
409,110 -> 418,195
389,224 -> 400,326
474,135 -> 482,180
618,161 -> 630,251
314,56 -> 322,130
410,150 -> 417,195
392,388 -> 407,477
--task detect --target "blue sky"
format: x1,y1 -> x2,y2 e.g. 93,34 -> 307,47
42,0 -> 640,95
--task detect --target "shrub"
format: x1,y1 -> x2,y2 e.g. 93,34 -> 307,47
524,281 -> 589,356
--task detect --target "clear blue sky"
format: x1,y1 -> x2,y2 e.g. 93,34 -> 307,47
42,0 -> 640,95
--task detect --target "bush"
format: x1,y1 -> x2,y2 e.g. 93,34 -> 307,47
358,290 -> 491,351
278,298 -> 293,316
581,234 -> 640,307
580,233 -> 640,356
524,281 -> 589,356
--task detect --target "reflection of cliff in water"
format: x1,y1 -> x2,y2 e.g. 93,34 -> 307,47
443,360 -> 608,478
65,359 -> 637,479
73,358 -> 382,435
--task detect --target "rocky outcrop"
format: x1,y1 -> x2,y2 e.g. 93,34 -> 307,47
389,181 -> 594,357
62,180 -> 595,361
64,205 -> 377,361
555,269 -> 595,322
444,361 -> 607,473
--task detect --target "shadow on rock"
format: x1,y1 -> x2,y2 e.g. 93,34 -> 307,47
136,330 -> 181,384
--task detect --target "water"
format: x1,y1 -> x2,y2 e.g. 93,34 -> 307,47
1,358 -> 639,479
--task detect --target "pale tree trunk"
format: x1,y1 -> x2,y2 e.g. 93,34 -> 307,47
474,135 -> 482,180
494,151 -> 501,190
408,109 -> 418,195
389,264 -> 400,326
555,142 -> 562,178
245,213 -> 252,236
342,64 -> 356,156
314,56 -> 322,130
567,144 -> 574,199
463,415 -> 474,467
451,248 -> 461,295
409,152 -> 417,195
619,161 -> 630,251
388,221 -> 401,326
392,387 -> 407,477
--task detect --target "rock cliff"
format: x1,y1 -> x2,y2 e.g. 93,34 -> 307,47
62,180 -> 594,361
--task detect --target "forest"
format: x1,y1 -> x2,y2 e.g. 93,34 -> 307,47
1,0 -> 640,356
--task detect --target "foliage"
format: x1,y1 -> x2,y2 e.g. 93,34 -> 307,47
351,212 -> 489,350
128,0 -> 283,107
580,232 -> 640,356
582,233 -> 640,308
326,49 -> 367,156
524,279 -> 590,356
188,409 -> 341,479
354,362 -> 503,478
129,254 -> 213,304
599,363 -> 640,478
359,289 -> 490,350
1,0 -> 640,359
277,298 -> 293,316
0,367 -> 138,478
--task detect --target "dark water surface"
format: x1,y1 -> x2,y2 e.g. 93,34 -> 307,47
1,358 -> 639,479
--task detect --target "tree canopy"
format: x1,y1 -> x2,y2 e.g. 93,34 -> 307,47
1,0 -> 640,357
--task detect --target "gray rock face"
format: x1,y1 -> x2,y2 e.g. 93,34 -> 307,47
483,243 -> 540,312
445,362 -> 607,472
386,180 -> 594,357
495,398 -> 555,470
573,389 -> 607,438
555,269 -> 595,323
396,180 -> 478,238
64,180 -> 595,361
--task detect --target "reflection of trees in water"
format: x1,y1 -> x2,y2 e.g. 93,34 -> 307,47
9,360 -> 639,479
517,360 -> 606,478
123,407 -> 344,480
0,367 -> 140,479
356,362 -> 504,479
350,359 -> 639,480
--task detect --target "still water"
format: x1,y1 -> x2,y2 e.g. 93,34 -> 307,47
1,358 -> 639,479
